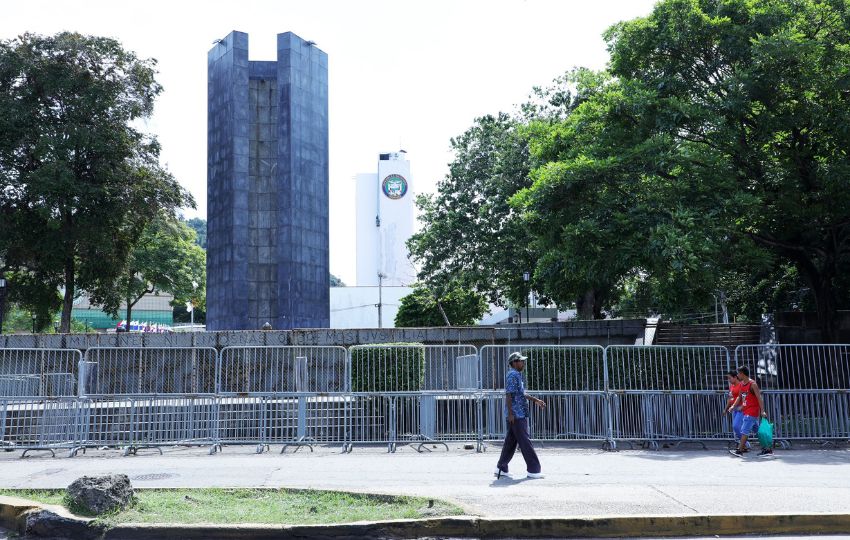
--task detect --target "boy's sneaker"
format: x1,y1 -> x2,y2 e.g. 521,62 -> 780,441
493,468 -> 511,479
758,449 -> 774,458
729,449 -> 745,458
526,472 -> 545,479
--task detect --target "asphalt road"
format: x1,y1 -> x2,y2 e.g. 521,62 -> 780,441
1,443 -> 849,519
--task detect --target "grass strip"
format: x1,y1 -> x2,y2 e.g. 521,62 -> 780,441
0,487 -> 464,526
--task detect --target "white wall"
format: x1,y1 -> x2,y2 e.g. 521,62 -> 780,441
355,172 -> 379,286
330,286 -> 413,328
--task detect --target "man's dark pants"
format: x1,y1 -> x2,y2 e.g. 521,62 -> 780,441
497,417 -> 541,474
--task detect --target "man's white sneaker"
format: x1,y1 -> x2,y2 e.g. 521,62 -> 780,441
526,472 -> 544,479
494,468 -> 511,479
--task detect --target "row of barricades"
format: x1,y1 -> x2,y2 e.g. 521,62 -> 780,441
1,344 -> 848,456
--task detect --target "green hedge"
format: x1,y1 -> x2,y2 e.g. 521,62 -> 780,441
520,347 -> 606,391
350,343 -> 425,392
605,347 -> 716,390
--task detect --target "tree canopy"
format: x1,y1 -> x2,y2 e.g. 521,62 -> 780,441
0,32 -> 192,331
406,113 -> 537,309
411,0 -> 850,338
395,284 -> 488,327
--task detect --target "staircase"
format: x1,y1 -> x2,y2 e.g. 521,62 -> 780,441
653,323 -> 762,351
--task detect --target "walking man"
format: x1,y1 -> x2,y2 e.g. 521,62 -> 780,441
494,352 -> 546,479
729,366 -> 773,458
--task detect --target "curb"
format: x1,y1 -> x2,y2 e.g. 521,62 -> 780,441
3,497 -> 850,538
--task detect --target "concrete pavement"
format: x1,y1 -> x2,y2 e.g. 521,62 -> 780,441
1,443 -> 849,519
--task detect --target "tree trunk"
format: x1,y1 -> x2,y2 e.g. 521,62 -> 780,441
791,251 -> 838,344
577,289 -> 596,320
435,300 -> 451,326
812,276 -> 838,343
60,257 -> 75,333
125,285 -> 150,332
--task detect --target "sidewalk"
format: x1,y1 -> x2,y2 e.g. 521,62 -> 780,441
1,444 -> 848,518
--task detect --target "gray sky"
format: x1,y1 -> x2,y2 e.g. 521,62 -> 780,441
2,0 -> 657,285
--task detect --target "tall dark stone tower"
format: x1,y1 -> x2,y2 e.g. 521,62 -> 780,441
207,31 -> 329,330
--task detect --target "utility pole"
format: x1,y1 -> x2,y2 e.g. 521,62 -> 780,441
0,274 -> 6,334
377,272 -> 386,328
190,280 -> 198,328
522,271 -> 531,324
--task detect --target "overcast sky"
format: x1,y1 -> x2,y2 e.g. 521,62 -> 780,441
2,0 -> 657,286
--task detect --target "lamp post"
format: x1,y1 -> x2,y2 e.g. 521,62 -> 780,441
522,271 -> 530,324
190,280 -> 198,328
31,312 -> 37,334
0,276 -> 6,334
376,273 -> 386,328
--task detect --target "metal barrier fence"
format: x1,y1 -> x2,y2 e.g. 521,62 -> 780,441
347,344 -> 479,451
479,345 -> 610,447
735,344 -> 850,445
606,345 -> 732,448
82,347 -> 218,396
1,344 -> 849,456
76,347 -> 219,454
0,398 -> 86,457
217,346 -> 349,452
0,349 -> 82,398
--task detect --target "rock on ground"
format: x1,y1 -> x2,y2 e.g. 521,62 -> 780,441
66,474 -> 134,515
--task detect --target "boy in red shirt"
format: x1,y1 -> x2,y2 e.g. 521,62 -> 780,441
729,366 -> 772,458
723,371 -> 749,451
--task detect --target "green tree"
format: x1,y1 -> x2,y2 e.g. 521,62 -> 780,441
600,0 -> 850,339
1,269 -> 63,332
330,274 -> 345,287
514,69 -> 758,319
90,213 -> 206,326
407,113 -> 537,308
0,32 -> 192,332
183,217 -> 207,249
395,284 -> 488,327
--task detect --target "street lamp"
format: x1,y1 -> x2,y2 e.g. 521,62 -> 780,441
376,273 -> 386,328
522,271 -> 531,324
190,280 -> 199,328
31,312 -> 37,334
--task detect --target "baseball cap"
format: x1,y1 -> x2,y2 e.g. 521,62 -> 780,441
507,352 -> 528,365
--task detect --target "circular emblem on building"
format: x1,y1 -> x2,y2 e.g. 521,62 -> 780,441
381,174 -> 408,200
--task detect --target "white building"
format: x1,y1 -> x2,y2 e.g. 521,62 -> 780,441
327,151 -> 417,329
355,151 -> 417,287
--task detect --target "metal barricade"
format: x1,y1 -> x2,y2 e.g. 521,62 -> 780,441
735,344 -> 850,445
0,349 -> 85,457
606,345 -> 732,448
79,347 -> 219,454
80,395 -> 218,455
216,346 -> 349,453
0,398 -> 86,457
0,348 -> 82,398
480,345 -> 610,448
347,344 -> 479,452
82,347 -> 218,395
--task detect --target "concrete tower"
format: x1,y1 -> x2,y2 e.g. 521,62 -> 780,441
355,151 -> 416,287
207,31 -> 329,330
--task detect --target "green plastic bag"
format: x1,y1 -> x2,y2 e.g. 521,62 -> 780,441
757,418 -> 774,448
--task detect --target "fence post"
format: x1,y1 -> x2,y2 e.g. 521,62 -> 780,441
295,356 -> 308,440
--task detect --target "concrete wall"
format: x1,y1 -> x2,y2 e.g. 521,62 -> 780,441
0,320 -> 648,351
